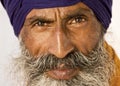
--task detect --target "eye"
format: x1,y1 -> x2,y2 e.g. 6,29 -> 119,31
69,16 -> 87,24
32,20 -> 48,27
29,19 -> 54,32
30,19 -> 53,28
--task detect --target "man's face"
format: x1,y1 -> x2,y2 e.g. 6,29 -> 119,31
21,3 -> 102,57
16,2 -> 113,86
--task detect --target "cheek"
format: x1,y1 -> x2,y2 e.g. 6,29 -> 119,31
71,26 -> 101,55
20,28 -> 51,57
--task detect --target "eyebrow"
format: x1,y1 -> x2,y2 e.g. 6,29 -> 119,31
24,7 -> 94,25
63,7 -> 94,20
24,16 -> 54,26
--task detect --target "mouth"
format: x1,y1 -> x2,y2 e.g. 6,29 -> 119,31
46,68 -> 79,80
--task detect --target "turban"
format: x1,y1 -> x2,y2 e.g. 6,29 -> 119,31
1,0 -> 112,36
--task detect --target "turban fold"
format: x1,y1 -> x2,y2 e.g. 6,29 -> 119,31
1,0 -> 112,36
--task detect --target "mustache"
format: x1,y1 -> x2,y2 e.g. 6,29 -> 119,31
11,38 -> 114,86
24,50 -> 101,80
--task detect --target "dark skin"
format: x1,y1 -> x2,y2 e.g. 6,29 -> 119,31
20,3 -> 102,80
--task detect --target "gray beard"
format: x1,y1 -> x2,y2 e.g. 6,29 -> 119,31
9,39 -> 115,86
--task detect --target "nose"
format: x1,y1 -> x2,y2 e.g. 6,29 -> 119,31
48,27 -> 74,58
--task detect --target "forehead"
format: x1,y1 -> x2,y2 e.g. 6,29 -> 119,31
26,2 -> 94,19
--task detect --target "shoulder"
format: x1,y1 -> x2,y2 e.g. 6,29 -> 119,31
104,41 -> 120,86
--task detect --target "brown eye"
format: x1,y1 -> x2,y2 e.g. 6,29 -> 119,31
33,20 -> 47,27
71,16 -> 86,24
67,15 -> 88,29
30,18 -> 54,28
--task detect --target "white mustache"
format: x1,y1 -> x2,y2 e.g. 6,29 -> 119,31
24,49 -> 102,80
10,38 -> 114,86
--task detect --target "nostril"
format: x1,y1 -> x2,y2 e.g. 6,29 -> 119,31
48,28 -> 75,58
48,46 -> 74,59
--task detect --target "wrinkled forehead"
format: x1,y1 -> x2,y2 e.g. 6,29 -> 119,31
1,0 -> 112,36
26,2 -> 94,19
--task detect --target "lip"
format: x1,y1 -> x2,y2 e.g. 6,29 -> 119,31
46,68 -> 79,80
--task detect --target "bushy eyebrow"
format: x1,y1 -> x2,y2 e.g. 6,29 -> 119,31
24,7 -> 94,26
63,8 -> 94,20
24,16 -> 54,26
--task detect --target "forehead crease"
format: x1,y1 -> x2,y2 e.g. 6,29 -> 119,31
57,3 -> 93,17
26,9 -> 56,19
25,2 -> 93,23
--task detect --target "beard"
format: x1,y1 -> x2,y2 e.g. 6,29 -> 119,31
9,38 -> 114,86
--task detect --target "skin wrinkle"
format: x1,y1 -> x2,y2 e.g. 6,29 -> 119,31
8,2 -> 114,86
10,37 -> 114,86
24,7 -> 93,26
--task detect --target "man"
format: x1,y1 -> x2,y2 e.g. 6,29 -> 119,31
1,0 -> 120,86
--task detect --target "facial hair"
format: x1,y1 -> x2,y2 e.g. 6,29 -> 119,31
9,39 -> 114,86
